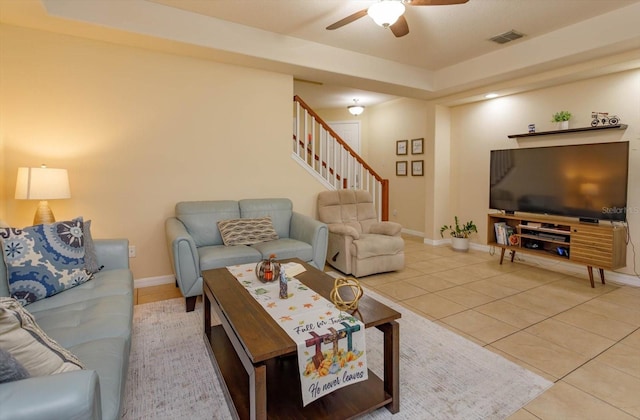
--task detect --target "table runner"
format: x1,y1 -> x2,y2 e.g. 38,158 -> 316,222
227,262 -> 368,406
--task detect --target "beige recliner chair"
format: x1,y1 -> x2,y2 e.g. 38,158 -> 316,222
317,189 -> 404,277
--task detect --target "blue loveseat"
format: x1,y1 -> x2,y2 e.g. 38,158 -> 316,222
165,198 -> 328,311
0,239 -> 133,420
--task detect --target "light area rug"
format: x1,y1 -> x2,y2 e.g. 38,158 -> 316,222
122,291 -> 552,420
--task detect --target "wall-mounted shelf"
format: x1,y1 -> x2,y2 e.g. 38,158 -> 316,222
507,124 -> 628,139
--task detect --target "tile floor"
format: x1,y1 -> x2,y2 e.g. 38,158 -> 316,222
139,234 -> 640,419
361,235 -> 640,419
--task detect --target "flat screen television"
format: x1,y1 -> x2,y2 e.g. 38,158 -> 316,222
489,142 -> 629,222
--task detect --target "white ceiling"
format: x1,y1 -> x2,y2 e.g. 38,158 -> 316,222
2,0 -> 640,109
148,0 -> 637,70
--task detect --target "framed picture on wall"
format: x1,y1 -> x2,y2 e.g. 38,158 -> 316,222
396,161 -> 408,176
411,160 -> 424,176
396,140 -> 408,155
411,138 -> 424,155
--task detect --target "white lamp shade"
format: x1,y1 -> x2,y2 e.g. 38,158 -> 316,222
15,167 -> 71,200
348,105 -> 365,116
367,1 -> 405,27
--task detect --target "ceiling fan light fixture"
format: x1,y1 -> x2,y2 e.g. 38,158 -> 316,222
348,99 -> 365,116
367,1 -> 406,28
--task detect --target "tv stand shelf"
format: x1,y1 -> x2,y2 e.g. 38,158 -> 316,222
518,234 -> 568,246
488,213 -> 627,287
507,124 -> 627,138
516,224 -> 569,235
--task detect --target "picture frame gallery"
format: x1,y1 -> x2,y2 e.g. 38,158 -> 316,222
396,138 -> 424,176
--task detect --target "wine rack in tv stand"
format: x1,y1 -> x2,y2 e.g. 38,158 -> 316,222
487,213 -> 627,287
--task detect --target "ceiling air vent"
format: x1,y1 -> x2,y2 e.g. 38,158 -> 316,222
489,30 -> 525,45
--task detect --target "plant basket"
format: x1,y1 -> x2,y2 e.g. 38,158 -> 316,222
451,237 -> 470,252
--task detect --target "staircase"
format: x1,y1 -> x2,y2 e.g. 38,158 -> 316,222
292,96 -> 389,220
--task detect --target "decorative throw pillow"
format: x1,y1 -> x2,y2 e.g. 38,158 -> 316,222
0,297 -> 84,376
0,219 -> 93,306
0,348 -> 30,383
83,219 -> 102,274
217,217 -> 279,246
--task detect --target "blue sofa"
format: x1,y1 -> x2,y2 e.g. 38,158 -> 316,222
165,198 -> 328,311
0,239 -> 133,420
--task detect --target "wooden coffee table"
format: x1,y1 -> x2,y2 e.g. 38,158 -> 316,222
202,259 -> 401,419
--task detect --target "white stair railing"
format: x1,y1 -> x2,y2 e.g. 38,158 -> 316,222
293,96 -> 389,220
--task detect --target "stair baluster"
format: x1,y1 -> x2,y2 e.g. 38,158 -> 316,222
292,95 -> 389,221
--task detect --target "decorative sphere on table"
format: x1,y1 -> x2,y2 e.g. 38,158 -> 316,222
256,255 -> 280,283
330,277 -> 363,311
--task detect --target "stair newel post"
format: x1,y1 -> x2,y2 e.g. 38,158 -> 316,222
381,179 -> 389,221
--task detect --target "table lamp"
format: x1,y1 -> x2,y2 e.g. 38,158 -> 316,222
15,165 -> 71,225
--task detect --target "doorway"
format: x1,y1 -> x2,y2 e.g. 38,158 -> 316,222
329,121 -> 361,154
328,121 -> 362,189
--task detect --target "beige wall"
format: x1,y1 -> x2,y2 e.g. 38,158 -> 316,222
429,105 -> 452,242
368,98 -> 430,234
0,131 -> 5,222
0,24 -> 327,280
449,69 -> 640,276
2,24 -> 638,282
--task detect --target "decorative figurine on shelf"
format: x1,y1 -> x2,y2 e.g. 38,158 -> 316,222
256,254 -> 280,283
591,112 -> 620,127
279,269 -> 288,299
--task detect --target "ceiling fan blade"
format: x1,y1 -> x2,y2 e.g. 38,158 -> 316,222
390,15 -> 409,38
406,0 -> 469,5
326,9 -> 369,30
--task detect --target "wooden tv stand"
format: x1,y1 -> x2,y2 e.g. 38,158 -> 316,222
487,213 -> 627,287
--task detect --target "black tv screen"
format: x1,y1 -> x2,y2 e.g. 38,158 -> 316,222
489,142 -> 629,222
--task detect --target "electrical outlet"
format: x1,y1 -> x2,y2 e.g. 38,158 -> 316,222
393,209 -> 398,216
128,245 -> 136,258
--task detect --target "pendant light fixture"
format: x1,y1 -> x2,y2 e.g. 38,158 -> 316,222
348,99 -> 365,116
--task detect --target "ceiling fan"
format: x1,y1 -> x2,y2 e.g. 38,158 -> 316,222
326,0 -> 469,38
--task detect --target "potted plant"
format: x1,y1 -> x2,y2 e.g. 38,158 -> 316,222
440,216 -> 478,252
551,110 -> 572,130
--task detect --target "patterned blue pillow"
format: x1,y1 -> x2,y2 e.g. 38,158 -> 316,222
0,219 -> 93,306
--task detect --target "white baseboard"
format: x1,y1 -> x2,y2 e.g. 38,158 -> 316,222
401,228 -> 424,237
134,275 -> 174,288
401,229 -> 449,246
132,245 -> 640,289
425,238 -> 450,246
